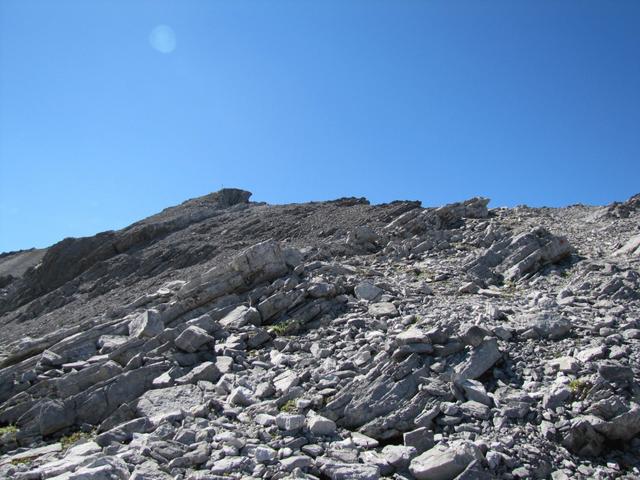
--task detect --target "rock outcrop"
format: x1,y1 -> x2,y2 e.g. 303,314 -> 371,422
1,188 -> 639,479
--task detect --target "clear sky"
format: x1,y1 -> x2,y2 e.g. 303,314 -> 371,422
1,1 -> 639,253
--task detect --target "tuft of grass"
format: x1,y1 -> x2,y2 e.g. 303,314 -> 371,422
60,431 -> 92,450
569,379 -> 590,398
279,399 -> 297,413
270,320 -> 300,336
0,425 -> 18,435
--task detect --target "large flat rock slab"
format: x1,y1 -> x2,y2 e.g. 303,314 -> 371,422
135,384 -> 204,418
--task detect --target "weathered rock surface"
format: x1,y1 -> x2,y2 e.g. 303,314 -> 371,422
1,188 -> 640,479
409,441 -> 482,480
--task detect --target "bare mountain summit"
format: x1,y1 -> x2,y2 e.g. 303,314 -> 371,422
1,189 -> 639,479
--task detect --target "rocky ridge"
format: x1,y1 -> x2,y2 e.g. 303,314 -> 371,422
0,188 -> 639,479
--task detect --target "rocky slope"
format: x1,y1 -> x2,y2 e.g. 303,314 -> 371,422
0,189 -> 639,480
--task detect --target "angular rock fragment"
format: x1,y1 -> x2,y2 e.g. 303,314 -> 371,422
355,282 -> 383,301
129,309 -> 164,338
40,349 -> 65,367
466,227 -> 571,283
368,302 -> 398,318
273,369 -> 300,393
453,338 -> 501,384
614,233 -> 640,256
307,412 -> 337,436
174,326 -> 215,353
409,441 -> 483,480
347,225 -> 381,251
276,413 -> 305,431
403,427 -> 434,454
219,305 -> 260,329
519,312 -> 572,340
562,418 -> 605,456
598,362 -> 634,382
175,361 -> 221,384
135,384 -> 204,418
459,379 -> 493,406
228,386 -> 254,406
396,328 -> 430,345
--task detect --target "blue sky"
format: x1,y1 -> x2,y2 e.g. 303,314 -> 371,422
1,1 -> 639,252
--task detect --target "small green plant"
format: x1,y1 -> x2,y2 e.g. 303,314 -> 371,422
569,379 -> 590,398
270,320 -> 300,336
60,431 -> 92,450
10,457 -> 33,466
0,425 -> 18,435
279,399 -> 297,413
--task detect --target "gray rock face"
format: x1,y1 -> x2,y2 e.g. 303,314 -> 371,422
175,361 -> 221,384
307,413 -> 337,436
219,305 -> 260,329
563,418 -> 606,456
409,442 -> 482,480
276,413 -> 305,431
1,190 -> 640,480
347,225 -> 381,252
135,384 -> 204,418
594,406 -> 640,441
178,239 -> 290,306
368,302 -> 398,317
174,326 -> 215,353
258,291 -> 299,321
354,282 -> 383,301
614,233 -> 640,256
129,309 -> 164,338
519,312 -> 572,340
453,338 -> 502,384
598,362 -> 634,382
56,360 -> 124,397
466,226 -> 572,284
318,457 -> 381,479
324,355 -> 430,440
403,427 -> 434,453
37,399 -> 76,436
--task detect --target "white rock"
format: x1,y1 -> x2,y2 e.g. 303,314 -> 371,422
255,445 -> 277,463
368,302 -> 398,318
409,441 -> 482,480
129,309 -> 164,338
307,413 -> 337,436
397,328 -> 429,345
273,369 -> 300,393
276,413 -> 306,431
228,386 -> 255,406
